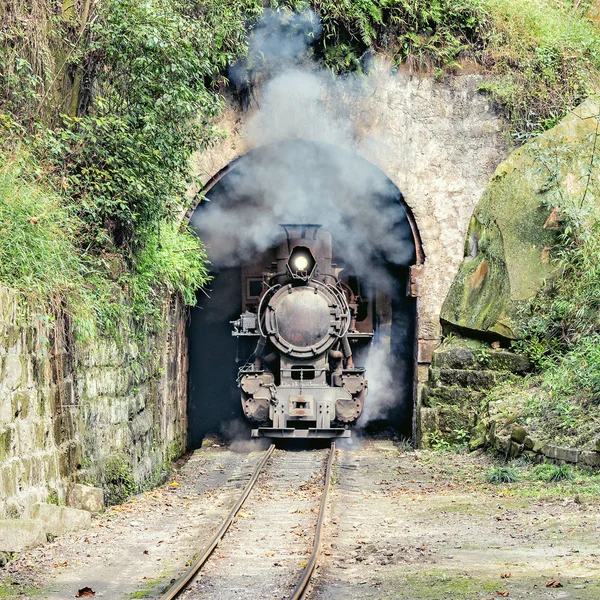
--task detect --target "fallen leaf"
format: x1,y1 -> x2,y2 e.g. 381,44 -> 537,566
495,591 -> 509,597
500,573 -> 512,579
217,553 -> 229,559
75,588 -> 95,598
168,482 -> 180,488
546,581 -> 563,588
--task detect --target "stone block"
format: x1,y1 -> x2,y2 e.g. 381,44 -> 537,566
417,364 -> 429,384
12,390 -> 33,419
419,407 -> 440,448
579,451 -> 600,468
544,445 -> 580,464
4,355 -> 22,390
421,385 -> 484,409
417,339 -> 439,364
0,394 -> 12,423
0,520 -> 46,551
511,426 -> 527,444
432,346 -> 530,373
67,484 -> 104,513
429,367 -> 509,390
29,503 -> 91,536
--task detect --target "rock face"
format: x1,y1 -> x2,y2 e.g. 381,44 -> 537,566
420,342 -> 530,448
441,97 -> 600,339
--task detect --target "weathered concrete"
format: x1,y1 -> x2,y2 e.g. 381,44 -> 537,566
0,520 -> 46,552
29,503 -> 91,536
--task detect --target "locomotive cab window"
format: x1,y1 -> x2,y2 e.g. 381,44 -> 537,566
246,278 -> 263,299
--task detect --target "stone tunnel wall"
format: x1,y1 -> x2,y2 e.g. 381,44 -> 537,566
190,69 -> 508,442
0,286 -> 187,517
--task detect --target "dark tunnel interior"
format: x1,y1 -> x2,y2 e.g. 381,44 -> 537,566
187,140 -> 418,449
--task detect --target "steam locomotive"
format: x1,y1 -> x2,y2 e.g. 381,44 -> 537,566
231,225 -> 373,438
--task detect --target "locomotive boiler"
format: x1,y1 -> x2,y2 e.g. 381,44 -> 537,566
231,225 -> 373,438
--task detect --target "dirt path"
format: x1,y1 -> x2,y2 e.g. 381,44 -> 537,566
0,442 -> 269,599
1,439 -> 599,599
312,440 -> 600,600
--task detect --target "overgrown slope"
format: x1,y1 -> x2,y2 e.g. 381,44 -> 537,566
1,0 -> 599,338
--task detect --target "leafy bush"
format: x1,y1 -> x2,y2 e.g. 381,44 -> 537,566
46,0 -> 259,250
0,149 -> 210,340
485,466 -> 519,483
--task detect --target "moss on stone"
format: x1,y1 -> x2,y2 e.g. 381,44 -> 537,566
442,97 -> 600,338
102,454 -> 137,506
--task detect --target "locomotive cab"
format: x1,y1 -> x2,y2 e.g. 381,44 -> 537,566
231,225 -> 373,439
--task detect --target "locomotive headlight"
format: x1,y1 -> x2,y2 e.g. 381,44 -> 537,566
287,246 -> 316,280
294,255 -> 309,271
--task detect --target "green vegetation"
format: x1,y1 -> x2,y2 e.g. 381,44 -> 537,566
497,107 -> 600,448
0,0 -> 236,337
2,0 -> 600,340
484,465 -> 519,483
531,463 -> 574,482
273,0 -> 600,138
103,454 -> 137,506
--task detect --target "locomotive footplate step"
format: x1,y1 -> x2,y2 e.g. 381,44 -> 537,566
252,427 -> 351,438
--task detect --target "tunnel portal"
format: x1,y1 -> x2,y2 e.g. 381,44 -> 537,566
187,140 -> 420,448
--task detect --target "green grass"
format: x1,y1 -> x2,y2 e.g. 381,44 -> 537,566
485,466 -> 520,483
0,153 -> 86,307
532,463 -> 574,482
0,149 -> 210,341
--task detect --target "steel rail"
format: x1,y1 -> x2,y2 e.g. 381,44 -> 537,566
159,443 -> 276,600
289,441 -> 336,600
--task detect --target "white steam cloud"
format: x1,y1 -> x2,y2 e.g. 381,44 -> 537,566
193,9 -> 415,427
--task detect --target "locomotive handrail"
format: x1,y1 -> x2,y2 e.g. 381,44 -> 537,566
158,444 -> 276,600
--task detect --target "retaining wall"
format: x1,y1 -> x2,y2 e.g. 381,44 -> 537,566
0,286 -> 187,517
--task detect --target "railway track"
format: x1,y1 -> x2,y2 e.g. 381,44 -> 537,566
159,442 -> 336,600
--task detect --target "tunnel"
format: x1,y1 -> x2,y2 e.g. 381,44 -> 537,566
187,140 -> 421,448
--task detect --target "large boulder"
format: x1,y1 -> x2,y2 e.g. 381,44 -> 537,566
441,97 -> 600,338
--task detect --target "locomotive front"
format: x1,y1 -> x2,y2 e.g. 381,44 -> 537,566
232,225 -> 371,438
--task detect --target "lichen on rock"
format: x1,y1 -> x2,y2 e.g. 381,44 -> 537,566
441,96 -> 600,339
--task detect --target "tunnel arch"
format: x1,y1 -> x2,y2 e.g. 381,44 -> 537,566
186,140 -> 424,448
184,143 -> 425,265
